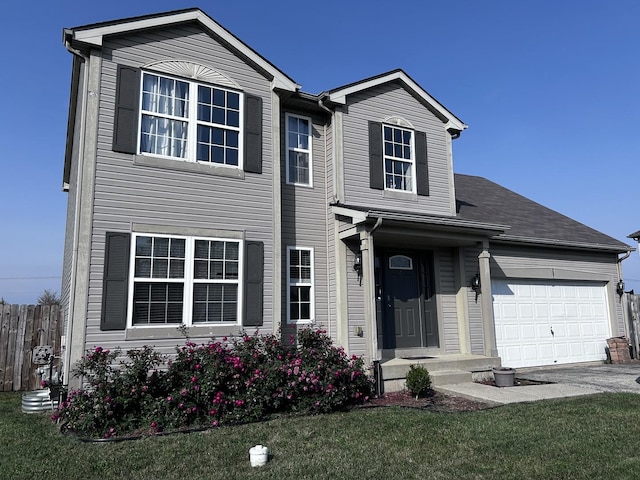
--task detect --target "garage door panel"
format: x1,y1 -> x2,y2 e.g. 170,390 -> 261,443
536,343 -> 555,361
493,279 -> 610,368
565,304 -> 579,318
552,323 -> 568,339
520,324 -> 536,340
595,322 -> 609,336
500,304 -> 517,318
518,304 -> 534,318
503,324 -> 521,340
566,323 -> 581,337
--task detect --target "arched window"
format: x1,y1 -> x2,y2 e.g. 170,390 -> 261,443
389,255 -> 413,270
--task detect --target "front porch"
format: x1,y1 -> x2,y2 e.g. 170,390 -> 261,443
377,354 -> 501,393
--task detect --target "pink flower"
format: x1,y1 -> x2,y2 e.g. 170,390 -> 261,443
194,364 -> 201,370
191,376 -> 198,383
222,336 -> 228,342
167,396 -> 173,402
150,421 -> 157,428
95,346 -> 103,353
212,420 -> 219,427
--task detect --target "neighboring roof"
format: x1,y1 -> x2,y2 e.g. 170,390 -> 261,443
326,69 -> 467,133
455,174 -> 632,253
63,8 -> 299,92
628,230 -> 640,240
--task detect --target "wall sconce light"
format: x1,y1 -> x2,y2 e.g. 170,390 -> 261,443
353,253 -> 362,275
471,273 -> 481,293
616,279 -> 625,297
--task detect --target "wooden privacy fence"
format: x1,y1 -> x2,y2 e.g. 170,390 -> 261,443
625,293 -> 640,360
0,304 -> 63,392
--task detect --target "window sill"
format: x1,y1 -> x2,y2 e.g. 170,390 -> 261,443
285,181 -> 314,189
134,155 -> 245,180
383,189 -> 418,201
125,324 -> 248,341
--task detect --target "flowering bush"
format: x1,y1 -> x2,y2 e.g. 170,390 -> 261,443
53,329 -> 374,438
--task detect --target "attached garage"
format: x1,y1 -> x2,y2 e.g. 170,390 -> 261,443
492,279 -> 611,368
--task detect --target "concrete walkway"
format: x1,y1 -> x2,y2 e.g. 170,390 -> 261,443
436,363 -> 640,405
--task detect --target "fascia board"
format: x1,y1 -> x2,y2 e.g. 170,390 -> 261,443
69,10 -> 299,92
332,206 -> 368,224
328,71 -> 466,131
494,235 -> 635,253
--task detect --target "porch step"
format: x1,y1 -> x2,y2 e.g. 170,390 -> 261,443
378,354 -> 501,393
430,370 -> 473,386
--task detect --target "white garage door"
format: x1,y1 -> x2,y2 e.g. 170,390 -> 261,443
492,280 -> 611,368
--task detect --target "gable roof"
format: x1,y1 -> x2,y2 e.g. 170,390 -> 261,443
63,8 -> 299,92
455,174 -> 631,253
628,230 -> 640,240
326,69 -> 467,133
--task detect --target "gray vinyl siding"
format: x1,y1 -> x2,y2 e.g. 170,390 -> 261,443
463,247 -> 485,355
280,110 -> 329,337
436,248 -> 460,354
82,24 -> 275,354
489,244 -> 624,334
346,244 -> 366,357
325,121 -> 337,342
341,82 -> 453,215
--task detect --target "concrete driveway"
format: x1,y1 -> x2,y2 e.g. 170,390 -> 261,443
517,362 -> 640,394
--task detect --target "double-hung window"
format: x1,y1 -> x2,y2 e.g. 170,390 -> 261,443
139,72 -> 243,167
287,247 -> 314,323
130,234 -> 242,326
383,124 -> 415,192
286,114 -> 312,186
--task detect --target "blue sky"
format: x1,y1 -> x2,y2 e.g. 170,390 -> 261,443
1,0 -> 639,304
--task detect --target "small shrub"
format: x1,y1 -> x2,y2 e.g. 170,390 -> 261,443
53,329 -> 374,438
405,364 -> 432,399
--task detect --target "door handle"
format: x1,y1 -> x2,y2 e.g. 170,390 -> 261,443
550,327 -> 554,337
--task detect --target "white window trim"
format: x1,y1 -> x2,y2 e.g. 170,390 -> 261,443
286,246 -> 315,324
127,233 -> 244,328
382,123 -> 416,194
285,113 -> 313,187
137,71 -> 244,170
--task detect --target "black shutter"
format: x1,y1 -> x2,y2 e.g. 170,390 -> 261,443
244,241 -> 264,326
369,121 -> 384,190
101,232 -> 131,331
415,130 -> 429,196
244,94 -> 263,174
112,65 -> 140,154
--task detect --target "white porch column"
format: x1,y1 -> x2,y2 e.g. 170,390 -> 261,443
479,241 -> 498,357
360,230 -> 378,364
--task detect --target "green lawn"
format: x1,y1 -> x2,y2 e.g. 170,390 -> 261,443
2,391 -> 640,479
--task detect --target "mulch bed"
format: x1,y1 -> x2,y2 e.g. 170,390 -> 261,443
366,390 -> 491,412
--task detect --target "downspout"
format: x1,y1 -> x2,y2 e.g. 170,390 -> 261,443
63,38 -> 89,385
617,250 -> 631,280
369,217 -> 383,235
617,250 -> 632,346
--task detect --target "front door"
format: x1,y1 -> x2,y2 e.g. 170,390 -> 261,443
380,251 -> 438,349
